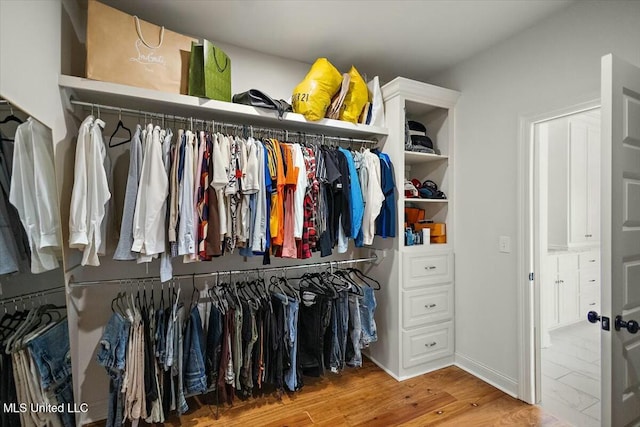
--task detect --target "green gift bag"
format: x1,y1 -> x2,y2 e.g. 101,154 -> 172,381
188,40 -> 231,102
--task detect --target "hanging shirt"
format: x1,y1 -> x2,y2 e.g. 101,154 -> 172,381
374,150 -> 396,238
177,131 -> 195,259
114,124 -> 143,261
361,149 -> 385,245
0,138 -> 29,274
132,125 -> 169,258
68,116 -> 110,267
292,143 -> 307,239
192,131 -> 206,261
168,129 -> 183,246
9,117 -> 61,273
338,147 -> 364,239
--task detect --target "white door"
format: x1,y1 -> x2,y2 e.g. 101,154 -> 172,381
599,53 -> 640,427
558,254 -> 579,324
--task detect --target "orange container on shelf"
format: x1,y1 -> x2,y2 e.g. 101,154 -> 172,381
415,223 -> 446,244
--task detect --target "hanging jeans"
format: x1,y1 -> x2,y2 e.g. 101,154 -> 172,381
28,319 -> 76,427
95,312 -> 130,427
183,307 -> 207,395
282,297 -> 300,391
328,291 -> 349,373
359,287 -> 378,347
299,291 -> 332,377
346,294 -> 363,367
205,304 -> 222,390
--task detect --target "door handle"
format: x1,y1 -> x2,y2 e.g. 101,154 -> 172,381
587,311 -> 610,331
615,315 -> 639,334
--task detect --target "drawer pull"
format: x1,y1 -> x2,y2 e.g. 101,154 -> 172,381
589,280 -> 596,282
425,266 -> 437,270
589,259 -> 596,263
425,303 -> 437,309
589,303 -> 596,306
425,342 -> 437,348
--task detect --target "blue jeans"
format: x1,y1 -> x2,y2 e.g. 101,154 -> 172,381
95,312 -> 130,427
28,319 -> 75,427
329,291 -> 349,373
347,294 -> 362,367
283,298 -> 299,391
359,287 -> 378,346
183,306 -> 207,395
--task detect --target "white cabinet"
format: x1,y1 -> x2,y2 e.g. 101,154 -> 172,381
547,111 -> 600,250
543,253 -> 579,330
543,250 -> 600,338
368,77 -> 459,380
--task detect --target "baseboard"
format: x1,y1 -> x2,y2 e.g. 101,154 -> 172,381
365,354 -> 402,381
454,352 -> 518,398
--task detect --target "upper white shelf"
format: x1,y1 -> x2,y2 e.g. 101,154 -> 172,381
404,151 -> 448,165
58,75 -> 388,139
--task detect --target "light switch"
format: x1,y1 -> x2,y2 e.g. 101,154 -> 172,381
499,236 -> 511,253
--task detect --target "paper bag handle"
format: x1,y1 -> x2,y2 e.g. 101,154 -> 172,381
133,16 -> 165,49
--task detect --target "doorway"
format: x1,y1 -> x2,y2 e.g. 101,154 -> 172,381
532,107 -> 602,426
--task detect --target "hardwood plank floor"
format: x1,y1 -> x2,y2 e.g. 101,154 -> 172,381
86,358 -> 565,426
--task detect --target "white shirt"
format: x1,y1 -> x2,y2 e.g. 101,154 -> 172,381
132,125 -> 169,258
68,116 -> 111,266
9,117 -> 61,273
292,143 -> 307,239
362,149 -> 384,245
177,130 -> 195,258
251,140 -> 267,253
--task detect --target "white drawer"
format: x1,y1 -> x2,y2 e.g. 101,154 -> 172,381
403,251 -> 453,289
579,251 -> 600,270
580,294 -> 599,318
403,285 -> 453,329
579,269 -> 600,293
402,322 -> 454,368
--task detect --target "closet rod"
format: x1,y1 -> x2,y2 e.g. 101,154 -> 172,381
0,285 -> 66,306
69,99 -> 378,146
68,255 -> 378,288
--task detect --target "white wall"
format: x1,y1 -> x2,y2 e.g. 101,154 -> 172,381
430,0 -> 640,389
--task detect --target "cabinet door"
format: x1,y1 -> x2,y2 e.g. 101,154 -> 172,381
586,126 -> 601,243
558,254 -> 580,324
569,120 -> 589,245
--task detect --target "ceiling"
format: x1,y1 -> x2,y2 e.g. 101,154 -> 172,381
94,0 -> 574,82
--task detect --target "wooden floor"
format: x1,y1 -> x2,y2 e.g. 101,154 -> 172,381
89,358 -> 567,426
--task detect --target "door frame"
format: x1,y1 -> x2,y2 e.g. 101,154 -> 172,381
517,97 -> 600,404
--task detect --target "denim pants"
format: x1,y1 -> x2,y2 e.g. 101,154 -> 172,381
28,319 -> 76,427
183,306 -> 207,395
283,298 -> 299,391
94,312 -> 130,427
346,294 -> 363,367
299,291 -> 332,377
359,287 -> 378,346
205,304 -> 222,389
328,291 -> 349,373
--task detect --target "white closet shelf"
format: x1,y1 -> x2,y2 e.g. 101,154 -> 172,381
404,198 -> 449,204
59,75 -> 388,138
404,151 -> 448,165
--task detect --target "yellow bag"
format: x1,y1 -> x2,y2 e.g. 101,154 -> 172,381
292,58 -> 342,121
339,66 -> 368,123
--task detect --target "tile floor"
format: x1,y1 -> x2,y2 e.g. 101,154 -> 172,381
540,320 -> 601,427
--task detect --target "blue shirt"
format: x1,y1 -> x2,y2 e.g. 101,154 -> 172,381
338,147 -> 364,239
374,150 -> 396,238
